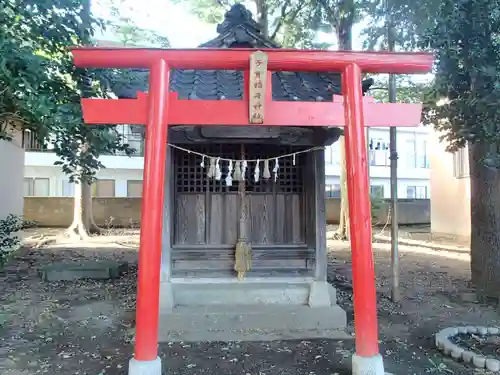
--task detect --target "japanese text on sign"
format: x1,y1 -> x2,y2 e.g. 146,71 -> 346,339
249,51 -> 268,124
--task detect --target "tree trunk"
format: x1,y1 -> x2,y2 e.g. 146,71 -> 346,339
66,1 -> 97,241
335,135 -> 350,240
66,179 -> 100,240
255,0 -> 269,38
66,181 -> 90,240
84,182 -> 101,233
469,142 -> 500,300
83,182 -> 101,234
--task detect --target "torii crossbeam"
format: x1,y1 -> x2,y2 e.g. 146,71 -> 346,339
71,47 -> 433,375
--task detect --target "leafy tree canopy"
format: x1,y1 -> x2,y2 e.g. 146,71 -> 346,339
1,0 -> 142,183
361,0 -> 440,51
98,0 -> 171,47
0,0 -> 93,140
369,75 -> 431,104
421,0 -> 500,162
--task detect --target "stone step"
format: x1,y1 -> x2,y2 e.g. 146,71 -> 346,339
160,328 -> 352,342
158,304 -> 347,341
171,281 -> 335,306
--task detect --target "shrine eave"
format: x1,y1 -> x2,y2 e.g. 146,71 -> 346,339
71,47 -> 433,74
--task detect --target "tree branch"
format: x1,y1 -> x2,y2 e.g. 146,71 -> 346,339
316,0 -> 339,26
271,0 -> 308,40
270,0 -> 292,40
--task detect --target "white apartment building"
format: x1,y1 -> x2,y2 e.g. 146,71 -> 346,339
23,125 -> 145,198
24,125 -> 430,199
325,126 -> 431,199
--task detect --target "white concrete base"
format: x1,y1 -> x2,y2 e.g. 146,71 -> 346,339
129,357 -> 162,375
352,354 -> 385,375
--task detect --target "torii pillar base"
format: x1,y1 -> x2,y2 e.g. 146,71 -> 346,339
129,357 -> 162,375
352,354 -> 385,375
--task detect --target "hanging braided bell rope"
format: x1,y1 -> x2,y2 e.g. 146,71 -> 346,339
234,144 -> 252,280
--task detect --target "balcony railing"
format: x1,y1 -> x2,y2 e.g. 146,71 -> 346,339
22,125 -> 145,157
22,131 -> 53,152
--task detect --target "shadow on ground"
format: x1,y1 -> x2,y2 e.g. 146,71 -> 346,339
0,238 -> 499,374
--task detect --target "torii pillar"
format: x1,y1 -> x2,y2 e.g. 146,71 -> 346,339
71,47 -> 433,375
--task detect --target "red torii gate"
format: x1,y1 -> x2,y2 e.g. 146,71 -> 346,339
71,47 -> 433,375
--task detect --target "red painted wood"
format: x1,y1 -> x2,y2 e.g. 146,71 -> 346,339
81,98 -> 148,124
71,47 -> 434,367
71,47 -> 433,74
343,63 -> 379,357
134,59 -> 170,361
81,94 -> 423,127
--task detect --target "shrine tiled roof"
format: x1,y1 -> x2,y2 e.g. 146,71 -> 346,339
109,4 -> 373,101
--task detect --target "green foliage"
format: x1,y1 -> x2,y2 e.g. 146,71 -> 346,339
369,75 -> 431,104
0,214 -> 35,266
104,0 -> 170,47
172,0 -> 225,25
171,0 -> 330,48
110,24 -> 170,47
421,0 -> 500,164
0,0 -> 86,140
1,0 -> 140,184
361,0 -> 440,51
370,195 -> 384,220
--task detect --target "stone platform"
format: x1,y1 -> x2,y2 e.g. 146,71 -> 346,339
157,278 -> 348,342
39,260 -> 127,281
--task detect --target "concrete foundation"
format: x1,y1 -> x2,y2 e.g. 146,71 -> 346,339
352,354 -> 385,375
158,278 -> 347,342
129,357 -> 161,375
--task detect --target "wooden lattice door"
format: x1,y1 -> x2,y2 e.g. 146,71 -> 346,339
173,143 -> 306,245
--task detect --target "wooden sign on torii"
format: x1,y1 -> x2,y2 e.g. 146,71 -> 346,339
71,46 -> 433,375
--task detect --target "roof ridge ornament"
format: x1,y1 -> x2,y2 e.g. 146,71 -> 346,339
199,4 -> 279,48
216,4 -> 261,35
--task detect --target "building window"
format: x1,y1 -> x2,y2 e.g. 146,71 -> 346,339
92,179 -> 115,197
369,138 -> 390,166
127,180 -> 143,197
407,186 -> 428,199
406,137 -> 417,168
453,147 -> 469,178
62,181 -> 75,197
370,185 -> 385,198
406,133 -> 429,169
24,178 -> 50,196
417,139 -> 429,168
325,184 -> 341,198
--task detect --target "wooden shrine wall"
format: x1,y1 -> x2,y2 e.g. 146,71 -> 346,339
170,144 -> 316,278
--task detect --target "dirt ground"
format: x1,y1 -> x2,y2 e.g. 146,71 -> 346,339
1,230 -> 499,375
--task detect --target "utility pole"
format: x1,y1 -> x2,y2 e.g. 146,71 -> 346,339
387,0 -> 400,302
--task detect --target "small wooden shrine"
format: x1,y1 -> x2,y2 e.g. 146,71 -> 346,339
102,5 -> 376,328
71,4 -> 432,375
108,6 -> 375,321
